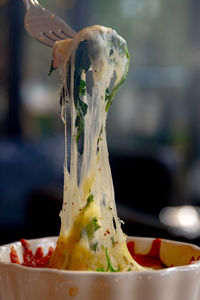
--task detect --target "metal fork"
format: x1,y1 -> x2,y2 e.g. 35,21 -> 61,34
22,0 -> 76,47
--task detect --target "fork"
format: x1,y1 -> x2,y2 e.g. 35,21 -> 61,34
22,0 -> 77,47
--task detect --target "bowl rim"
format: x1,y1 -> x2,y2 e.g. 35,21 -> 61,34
0,236 -> 200,276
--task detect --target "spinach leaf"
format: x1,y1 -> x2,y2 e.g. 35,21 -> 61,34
105,249 -> 120,272
74,41 -> 91,144
85,217 -> 101,239
96,249 -> 120,272
82,194 -> 94,212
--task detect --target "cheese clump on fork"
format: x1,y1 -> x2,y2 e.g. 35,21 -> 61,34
49,25 -> 144,272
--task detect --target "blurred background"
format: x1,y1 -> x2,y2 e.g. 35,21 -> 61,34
1,0 -> 200,246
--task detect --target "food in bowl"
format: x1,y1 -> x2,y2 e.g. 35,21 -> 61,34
1,237 -> 200,300
8,237 -> 200,270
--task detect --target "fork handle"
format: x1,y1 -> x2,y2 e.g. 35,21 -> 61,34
22,0 -> 30,9
22,0 -> 40,10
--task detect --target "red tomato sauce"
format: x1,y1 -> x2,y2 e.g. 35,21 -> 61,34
127,238 -> 167,269
10,239 -> 54,268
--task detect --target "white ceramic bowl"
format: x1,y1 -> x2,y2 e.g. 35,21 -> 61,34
0,236 -> 200,300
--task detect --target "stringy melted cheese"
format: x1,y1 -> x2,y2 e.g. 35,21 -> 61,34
49,25 -> 144,272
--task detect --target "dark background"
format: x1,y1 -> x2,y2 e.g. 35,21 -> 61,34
0,0 -> 200,246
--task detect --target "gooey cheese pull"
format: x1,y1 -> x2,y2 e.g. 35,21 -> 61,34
49,25 -> 144,272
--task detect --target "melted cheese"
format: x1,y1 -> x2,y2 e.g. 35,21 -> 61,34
49,25 -> 144,272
